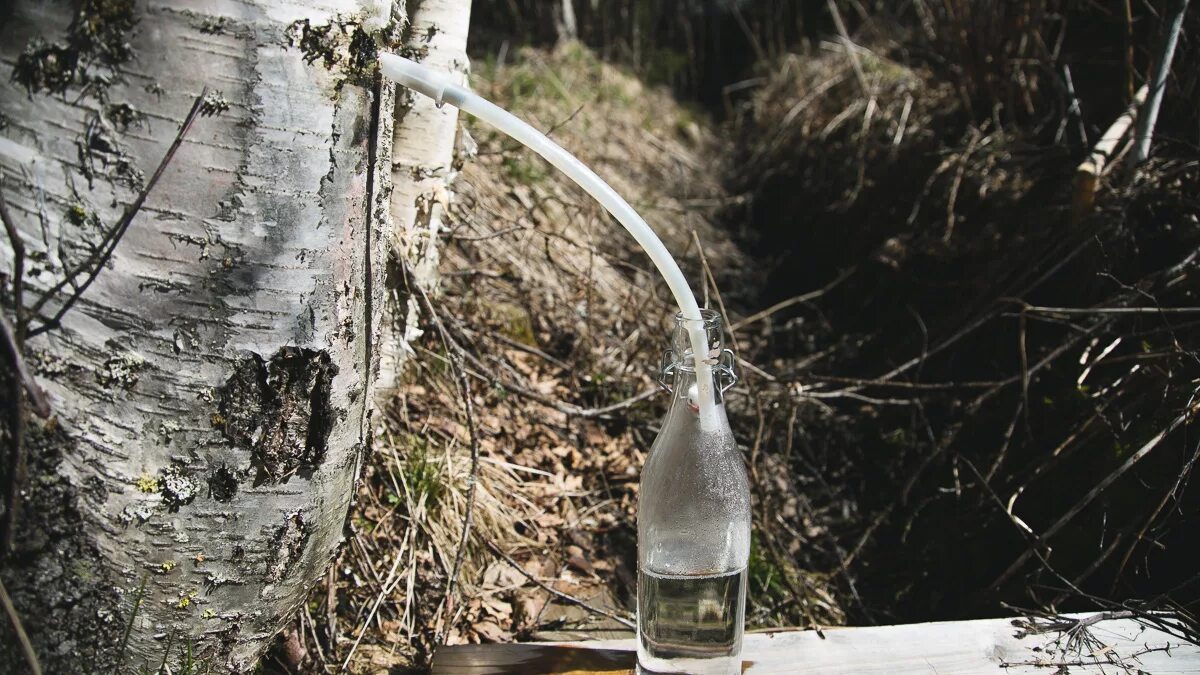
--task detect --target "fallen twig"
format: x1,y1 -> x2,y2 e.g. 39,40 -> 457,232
340,529 -> 412,671
993,397 -> 1199,588
1020,303 -> 1200,316
1071,84 -> 1148,223
26,89 -> 209,338
944,128 -> 983,242
1020,611 -> 1137,636
481,537 -> 635,630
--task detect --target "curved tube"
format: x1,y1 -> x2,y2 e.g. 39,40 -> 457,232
379,53 -> 722,430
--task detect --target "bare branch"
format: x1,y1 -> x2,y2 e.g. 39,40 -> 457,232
1023,304 -> 1200,316
481,537 -> 635,630
992,398 -> 1199,588
729,267 -> 855,332
0,313 -> 49,418
0,181 -> 27,340
27,89 -> 209,338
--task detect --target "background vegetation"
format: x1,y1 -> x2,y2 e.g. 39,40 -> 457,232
282,1 -> 1200,671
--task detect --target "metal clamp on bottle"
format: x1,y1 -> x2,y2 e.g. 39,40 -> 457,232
658,347 -> 738,395
716,347 -> 738,394
658,348 -> 677,392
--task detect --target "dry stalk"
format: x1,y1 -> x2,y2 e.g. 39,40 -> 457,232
993,396 -> 1199,588
0,577 -> 40,675
1134,0 -> 1191,162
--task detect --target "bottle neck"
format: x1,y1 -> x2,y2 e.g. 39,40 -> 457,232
659,309 -> 736,416
669,367 -> 725,411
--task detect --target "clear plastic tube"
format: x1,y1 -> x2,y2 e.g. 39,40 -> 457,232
379,53 -> 721,431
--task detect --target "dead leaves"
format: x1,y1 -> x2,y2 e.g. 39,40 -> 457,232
329,42 -> 749,672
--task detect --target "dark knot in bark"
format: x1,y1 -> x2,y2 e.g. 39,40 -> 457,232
215,347 -> 336,484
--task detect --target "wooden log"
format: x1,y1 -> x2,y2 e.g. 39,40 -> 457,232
1071,85 -> 1149,224
432,614 -> 1200,674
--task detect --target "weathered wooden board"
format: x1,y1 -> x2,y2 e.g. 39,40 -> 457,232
432,614 -> 1200,674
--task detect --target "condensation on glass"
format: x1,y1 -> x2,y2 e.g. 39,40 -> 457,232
638,310 -> 751,675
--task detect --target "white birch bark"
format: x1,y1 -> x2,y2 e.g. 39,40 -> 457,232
377,0 -> 473,391
0,0 -> 458,671
556,0 -> 579,42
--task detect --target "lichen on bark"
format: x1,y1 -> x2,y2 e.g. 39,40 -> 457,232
288,16 -> 380,88
0,417 -> 124,673
12,0 -> 138,95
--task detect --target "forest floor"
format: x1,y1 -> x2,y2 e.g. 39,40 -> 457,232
287,29 -> 1200,673
289,43 -> 792,674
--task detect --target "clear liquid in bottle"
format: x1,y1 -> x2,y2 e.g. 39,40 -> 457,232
637,567 -> 747,675
639,310 -> 750,675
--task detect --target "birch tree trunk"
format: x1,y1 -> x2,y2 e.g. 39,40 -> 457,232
0,0 -> 458,671
377,0 -> 473,390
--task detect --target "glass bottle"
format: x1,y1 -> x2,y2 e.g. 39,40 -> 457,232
637,309 -> 751,675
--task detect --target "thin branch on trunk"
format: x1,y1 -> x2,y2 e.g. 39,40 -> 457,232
0,182 -> 27,341
27,89 -> 209,338
1,314 -> 33,554
0,312 -> 49,417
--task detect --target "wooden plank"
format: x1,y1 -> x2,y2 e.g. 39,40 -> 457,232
432,614 -> 1200,674
1070,84 -> 1148,224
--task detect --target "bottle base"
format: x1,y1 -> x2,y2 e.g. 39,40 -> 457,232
636,651 -> 740,675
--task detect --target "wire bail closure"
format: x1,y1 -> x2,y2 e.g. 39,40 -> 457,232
659,348 -> 738,395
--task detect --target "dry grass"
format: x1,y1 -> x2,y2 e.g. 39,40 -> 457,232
285,43 -> 799,673
282,16 -> 1200,672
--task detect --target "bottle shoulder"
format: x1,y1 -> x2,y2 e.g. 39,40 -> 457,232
641,412 -> 749,505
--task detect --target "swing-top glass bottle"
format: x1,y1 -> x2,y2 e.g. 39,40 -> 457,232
638,309 -> 751,675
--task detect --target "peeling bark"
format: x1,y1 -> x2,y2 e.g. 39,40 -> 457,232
0,0 -> 406,671
216,348 -> 337,484
377,0 -> 474,390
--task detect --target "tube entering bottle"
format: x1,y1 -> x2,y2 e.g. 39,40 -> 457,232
378,53 -> 721,430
